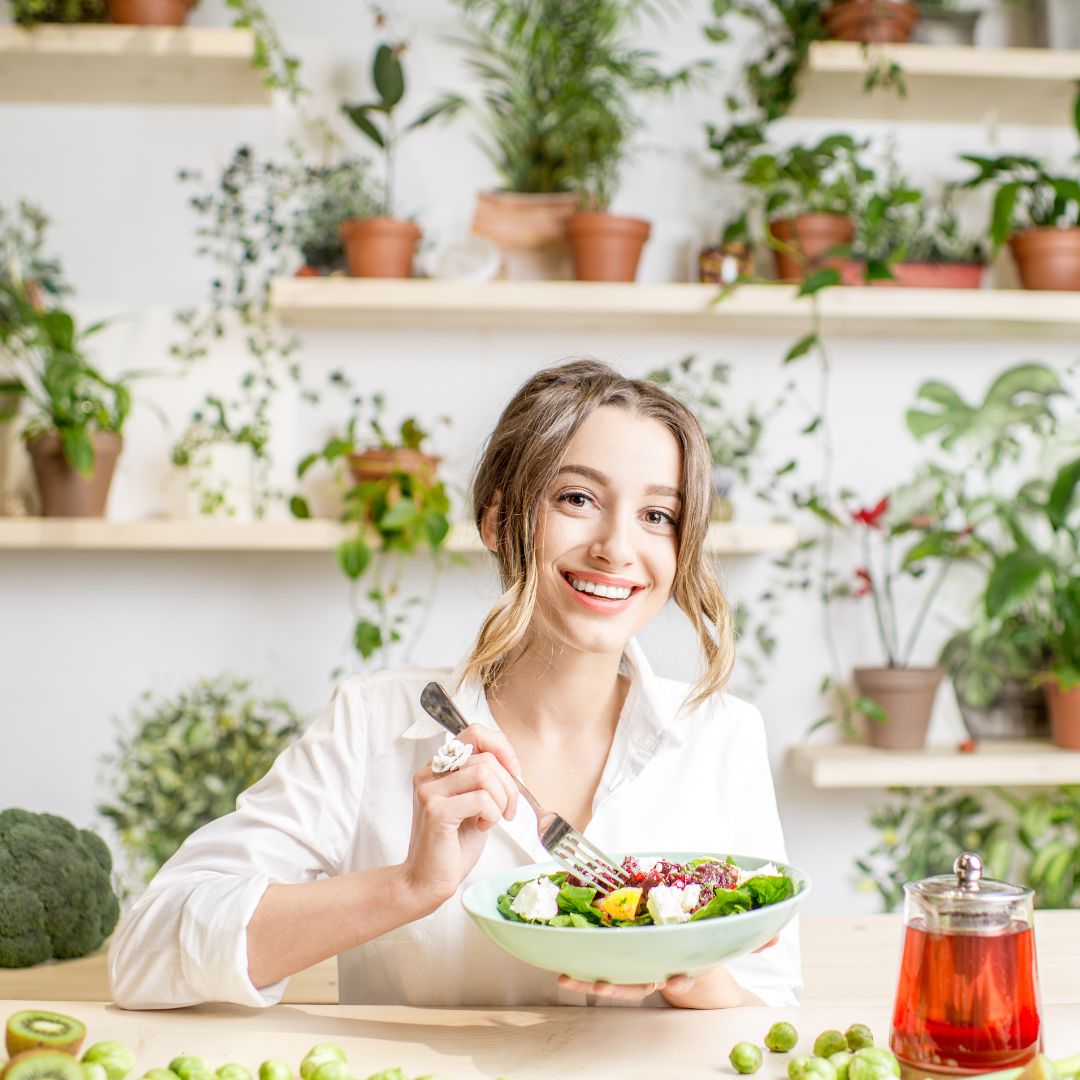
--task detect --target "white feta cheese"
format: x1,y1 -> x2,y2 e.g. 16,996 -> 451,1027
509,876 -> 561,921
635,857 -> 661,874
679,883 -> 702,912
737,862 -> 781,885
646,884 -> 692,925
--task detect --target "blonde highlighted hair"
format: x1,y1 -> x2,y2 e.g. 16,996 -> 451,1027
462,359 -> 736,710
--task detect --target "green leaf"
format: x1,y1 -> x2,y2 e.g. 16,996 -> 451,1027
796,268 -> 841,296
743,874 -> 794,907
690,886 -> 753,920
990,182 -> 1021,247
353,619 -> 382,658
1047,457 -> 1080,529
784,333 -> 817,364
557,883 -> 601,920
289,495 -> 310,519
378,497 -> 421,531
984,550 -> 1054,618
854,697 -> 888,724
59,428 -> 95,477
372,43 -> 405,108
341,104 -> 385,149
296,452 -> 319,478
336,535 -> 371,580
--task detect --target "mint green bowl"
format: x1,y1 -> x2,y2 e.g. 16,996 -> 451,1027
462,852 -> 810,985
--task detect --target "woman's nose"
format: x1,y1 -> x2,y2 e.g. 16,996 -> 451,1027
589,511 -> 634,567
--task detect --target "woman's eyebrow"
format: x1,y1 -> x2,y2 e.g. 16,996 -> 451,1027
557,465 -> 682,501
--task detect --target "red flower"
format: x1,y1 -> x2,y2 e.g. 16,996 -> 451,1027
854,567 -> 874,597
852,496 -> 889,529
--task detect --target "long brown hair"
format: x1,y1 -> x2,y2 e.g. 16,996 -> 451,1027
464,359 -> 735,709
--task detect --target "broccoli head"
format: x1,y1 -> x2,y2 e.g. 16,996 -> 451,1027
0,807 -> 120,967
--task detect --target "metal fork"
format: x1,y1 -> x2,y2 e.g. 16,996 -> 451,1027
420,681 -> 632,896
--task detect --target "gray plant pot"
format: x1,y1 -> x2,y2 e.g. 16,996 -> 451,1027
1032,0 -> 1080,49
956,679 -> 1050,740
914,7 -> 981,46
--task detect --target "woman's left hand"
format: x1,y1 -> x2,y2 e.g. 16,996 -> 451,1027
556,974 -> 693,1001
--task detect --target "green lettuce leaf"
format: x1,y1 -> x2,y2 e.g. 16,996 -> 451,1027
743,874 -> 795,907
557,883 -> 600,918
690,887 -> 753,921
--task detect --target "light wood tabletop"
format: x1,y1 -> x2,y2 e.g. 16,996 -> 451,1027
2,1000 -> 1079,1080
4,913 -> 1079,1007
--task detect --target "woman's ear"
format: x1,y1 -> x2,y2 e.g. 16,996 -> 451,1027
479,491 -> 501,553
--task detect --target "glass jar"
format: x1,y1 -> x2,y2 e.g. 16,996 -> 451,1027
890,852 -> 1043,1073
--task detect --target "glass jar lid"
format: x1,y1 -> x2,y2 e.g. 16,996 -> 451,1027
904,853 -> 1034,932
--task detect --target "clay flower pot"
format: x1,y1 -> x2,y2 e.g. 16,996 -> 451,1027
823,0 -> 920,42
107,0 -> 196,25
854,666 -> 945,750
566,212 -> 651,282
770,214 -> 855,282
1046,681 -> 1080,750
348,448 -> 440,488
340,217 -> 421,279
27,430 -> 122,518
471,191 -> 580,281
838,261 -> 986,288
1008,227 -> 1080,291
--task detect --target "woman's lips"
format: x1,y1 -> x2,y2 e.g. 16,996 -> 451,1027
560,571 -> 642,615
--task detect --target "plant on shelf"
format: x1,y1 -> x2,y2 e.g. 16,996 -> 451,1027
290,380 -> 452,668
0,282 -> 134,517
740,133 -> 873,283
98,675 -> 304,890
960,152 -> 1080,291
698,211 -> 754,284
7,0 -> 106,25
857,785 -> 1080,913
449,0 -> 703,280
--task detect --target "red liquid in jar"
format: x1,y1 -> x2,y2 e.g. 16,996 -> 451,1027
890,921 -> 1042,1073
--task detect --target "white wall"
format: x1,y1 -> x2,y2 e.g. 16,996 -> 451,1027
1,0 -> 1077,915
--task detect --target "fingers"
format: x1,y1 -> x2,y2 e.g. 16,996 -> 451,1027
457,723 -> 522,783
556,975 -> 667,1001
752,935 -> 779,953
415,751 -> 517,822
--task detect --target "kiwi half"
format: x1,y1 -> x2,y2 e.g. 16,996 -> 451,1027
5,1012 -> 87,1057
2,1050 -> 86,1080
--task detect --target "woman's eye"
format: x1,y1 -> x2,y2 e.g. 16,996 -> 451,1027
644,508 -> 677,528
558,491 -> 593,509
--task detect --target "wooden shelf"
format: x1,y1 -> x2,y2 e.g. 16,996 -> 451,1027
790,42 -> 1080,126
789,740 -> 1080,789
0,517 -> 797,555
0,25 -> 270,105
269,279 -> 1080,340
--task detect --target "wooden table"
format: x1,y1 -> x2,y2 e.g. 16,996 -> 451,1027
3,1001 -> 1079,1080
5,913 -> 1080,1007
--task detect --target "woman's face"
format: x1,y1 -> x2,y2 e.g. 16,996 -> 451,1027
531,405 -> 682,661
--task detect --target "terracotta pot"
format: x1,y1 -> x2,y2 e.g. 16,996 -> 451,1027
823,0 -> 920,42
956,680 -> 1050,741
1046,682 -> 1080,750
340,217 -> 421,279
838,260 -> 985,288
471,191 -> 580,281
107,0 -> 195,25
854,666 -> 944,750
566,212 -> 651,282
348,448 -> 440,487
699,242 -> 754,284
1008,227 -> 1080,291
770,215 -> 855,282
27,430 -> 122,518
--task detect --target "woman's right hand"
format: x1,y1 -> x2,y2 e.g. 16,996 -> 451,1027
400,725 -> 521,912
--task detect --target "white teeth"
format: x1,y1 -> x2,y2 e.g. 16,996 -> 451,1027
568,575 -> 632,600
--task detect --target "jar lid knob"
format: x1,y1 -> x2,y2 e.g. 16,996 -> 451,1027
954,851 -> 983,891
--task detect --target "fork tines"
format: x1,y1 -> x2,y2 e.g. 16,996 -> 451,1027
553,831 -> 629,896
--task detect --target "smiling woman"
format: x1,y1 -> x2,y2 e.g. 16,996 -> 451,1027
107,359 -> 801,1014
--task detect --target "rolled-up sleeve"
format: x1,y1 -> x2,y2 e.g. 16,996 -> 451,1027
108,682 -> 367,1009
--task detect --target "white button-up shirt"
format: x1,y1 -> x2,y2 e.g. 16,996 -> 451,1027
108,641 -> 801,1010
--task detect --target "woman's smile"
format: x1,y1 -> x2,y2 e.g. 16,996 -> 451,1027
561,569 -> 645,614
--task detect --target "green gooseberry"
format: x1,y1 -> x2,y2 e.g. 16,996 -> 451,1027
848,1048 -> 900,1080
845,1025 -> 874,1051
300,1047 -> 347,1080
814,1032 -> 848,1059
258,1062 -> 293,1080
83,1043 -> 137,1080
169,1058 -> 212,1080
765,1022 -> 798,1053
829,1051 -> 854,1080
216,1066 -> 253,1080
730,1043 -> 764,1075
142,1071 -> 180,1080
788,1058 -> 838,1080
308,1064 -> 350,1080
83,1064 -> 108,1080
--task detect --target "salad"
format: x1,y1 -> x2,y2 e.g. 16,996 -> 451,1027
497,855 -> 795,928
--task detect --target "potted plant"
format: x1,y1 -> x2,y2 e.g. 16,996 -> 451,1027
698,212 -> 755,284
291,387 -> 452,665
106,0 -> 196,25
961,153 -> 1080,290
822,0 -> 920,42
449,0 -> 698,280
8,0 -> 105,24
98,675 -> 304,892
983,457 -> 1080,749
0,284 -> 132,517
742,133 -> 872,282
913,1 -> 982,46
340,34 -> 457,279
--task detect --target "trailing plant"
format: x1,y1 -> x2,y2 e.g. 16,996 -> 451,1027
98,675 -> 304,887
961,153 -> 1080,248
222,0 -> 306,102
290,379 -> 452,668
7,0 -> 105,25
292,158 -> 385,273
940,614 -> 1048,710
342,32 -> 459,218
0,199 -> 69,307
857,785 -> 1080,912
448,0 -> 702,207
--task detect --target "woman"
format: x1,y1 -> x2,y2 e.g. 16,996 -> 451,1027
108,359 -> 800,1010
